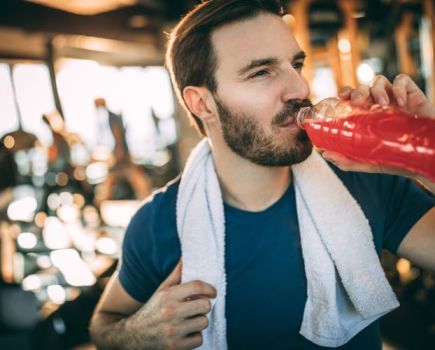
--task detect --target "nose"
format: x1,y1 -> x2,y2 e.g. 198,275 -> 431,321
280,68 -> 310,102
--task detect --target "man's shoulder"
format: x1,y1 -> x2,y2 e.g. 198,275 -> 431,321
134,176 -> 180,220
124,176 -> 180,247
120,177 -> 181,301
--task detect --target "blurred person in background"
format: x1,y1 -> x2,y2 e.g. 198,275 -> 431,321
93,97 -> 151,206
94,97 -> 130,165
90,1 -> 435,349
41,110 -> 95,211
42,111 -> 73,175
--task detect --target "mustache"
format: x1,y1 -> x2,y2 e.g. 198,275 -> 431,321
272,99 -> 312,125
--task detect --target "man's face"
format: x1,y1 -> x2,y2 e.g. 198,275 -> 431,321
210,13 -> 313,166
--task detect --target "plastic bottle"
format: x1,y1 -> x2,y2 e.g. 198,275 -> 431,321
296,97 -> 435,181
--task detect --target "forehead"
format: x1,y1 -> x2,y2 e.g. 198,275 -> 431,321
211,13 -> 301,76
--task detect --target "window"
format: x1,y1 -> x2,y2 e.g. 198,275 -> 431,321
13,63 -> 55,145
56,59 -> 177,164
0,63 -> 20,138
0,62 -> 55,146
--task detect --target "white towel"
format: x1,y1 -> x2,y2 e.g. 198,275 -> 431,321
176,139 -> 399,349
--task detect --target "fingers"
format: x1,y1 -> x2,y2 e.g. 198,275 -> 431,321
180,315 -> 209,335
369,73 -> 426,109
158,262 -> 216,302
338,86 -> 352,100
171,280 -> 217,301
180,332 -> 204,350
159,259 -> 182,289
372,74 -> 435,116
391,74 -> 412,107
391,73 -> 425,108
350,84 -> 371,105
391,74 -> 433,113
340,84 -> 375,106
369,75 -> 394,105
342,74 -> 410,107
177,298 -> 212,319
161,324 -> 205,350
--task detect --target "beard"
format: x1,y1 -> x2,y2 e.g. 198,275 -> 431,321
214,96 -> 313,167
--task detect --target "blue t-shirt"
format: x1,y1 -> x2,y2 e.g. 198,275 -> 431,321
119,165 -> 434,349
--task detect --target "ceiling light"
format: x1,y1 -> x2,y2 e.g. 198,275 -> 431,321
26,0 -> 137,16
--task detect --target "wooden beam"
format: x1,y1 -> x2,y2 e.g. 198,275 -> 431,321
46,40 -> 64,117
338,0 -> 360,88
0,2 -> 159,46
0,222 -> 17,284
288,0 -> 313,93
395,11 -> 416,77
423,0 -> 435,102
327,35 -> 343,89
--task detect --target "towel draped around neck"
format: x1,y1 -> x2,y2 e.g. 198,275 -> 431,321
176,139 -> 399,348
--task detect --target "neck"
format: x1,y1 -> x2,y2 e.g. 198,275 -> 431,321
208,138 -> 291,212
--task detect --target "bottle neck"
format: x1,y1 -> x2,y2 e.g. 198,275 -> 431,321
296,106 -> 312,129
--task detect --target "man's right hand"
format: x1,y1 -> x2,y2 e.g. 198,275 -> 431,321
125,260 -> 217,350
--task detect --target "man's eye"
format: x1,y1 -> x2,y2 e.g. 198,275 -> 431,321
293,62 -> 304,71
250,69 -> 269,79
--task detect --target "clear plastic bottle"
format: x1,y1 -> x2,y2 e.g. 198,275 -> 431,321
296,97 -> 435,181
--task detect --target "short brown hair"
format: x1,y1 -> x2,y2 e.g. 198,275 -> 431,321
165,0 -> 284,136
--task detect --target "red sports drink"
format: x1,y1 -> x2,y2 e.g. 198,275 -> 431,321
296,98 -> 435,182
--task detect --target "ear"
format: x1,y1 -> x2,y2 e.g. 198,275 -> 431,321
183,86 -> 215,122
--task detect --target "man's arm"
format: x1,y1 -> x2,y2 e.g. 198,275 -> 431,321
90,272 -> 143,349
396,207 -> 435,272
90,262 -> 216,350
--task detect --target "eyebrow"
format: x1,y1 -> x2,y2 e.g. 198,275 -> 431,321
293,50 -> 306,61
237,50 -> 306,76
237,57 -> 279,76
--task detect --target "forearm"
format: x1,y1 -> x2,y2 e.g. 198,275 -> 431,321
90,312 -> 142,350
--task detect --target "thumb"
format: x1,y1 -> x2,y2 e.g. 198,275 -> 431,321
338,86 -> 352,100
158,259 -> 182,290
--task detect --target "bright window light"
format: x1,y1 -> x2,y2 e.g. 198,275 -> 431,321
357,63 -> 375,85
50,249 -> 96,287
22,274 -> 42,291
338,38 -> 351,54
0,63 -> 19,137
37,255 -> 52,269
312,66 -> 337,102
56,59 -> 101,147
7,196 -> 37,222
100,200 -> 140,227
13,64 -> 56,146
56,59 -> 176,164
47,284 -> 66,304
96,237 -> 118,255
17,232 -> 38,249
43,217 -> 71,249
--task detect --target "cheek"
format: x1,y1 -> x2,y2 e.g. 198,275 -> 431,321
221,88 -> 279,124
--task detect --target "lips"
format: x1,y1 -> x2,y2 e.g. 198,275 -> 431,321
273,100 -> 313,128
277,116 -> 296,127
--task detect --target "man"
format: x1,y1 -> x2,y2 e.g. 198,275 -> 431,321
93,98 -> 151,205
94,97 -> 130,164
90,1 -> 435,349
42,111 -> 72,175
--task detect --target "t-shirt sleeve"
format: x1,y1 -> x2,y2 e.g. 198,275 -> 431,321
118,203 -> 161,303
383,176 -> 435,253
